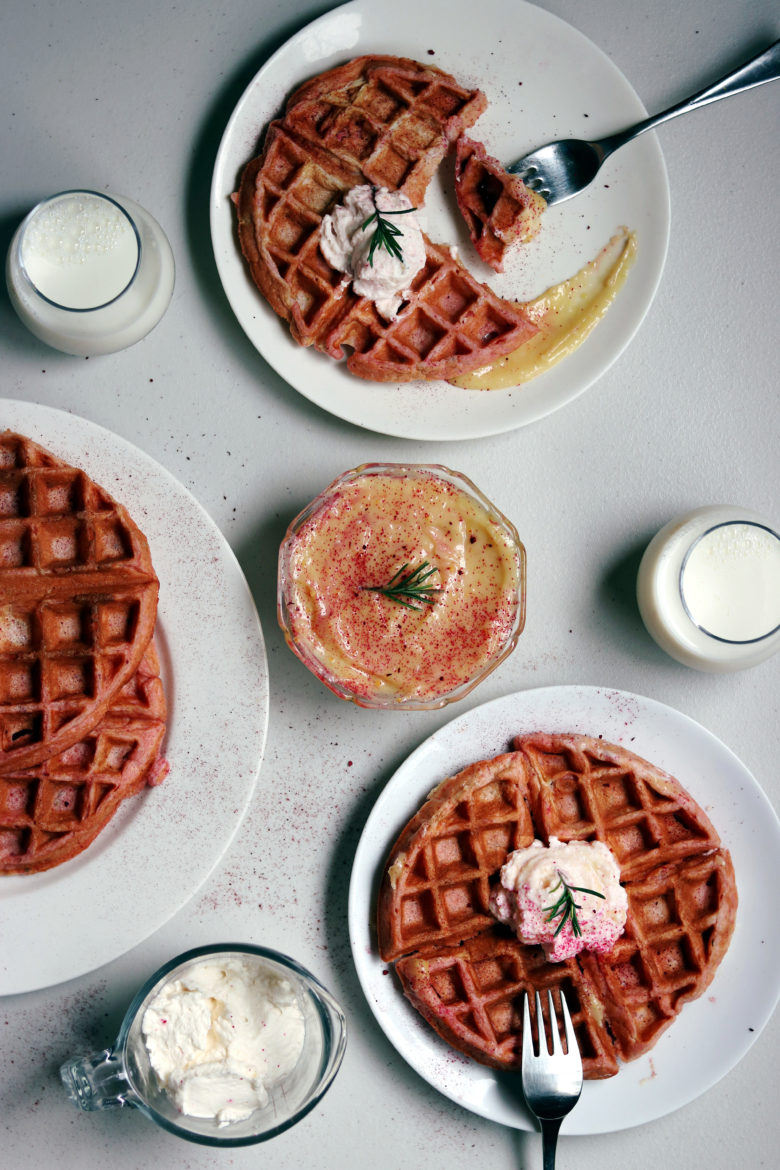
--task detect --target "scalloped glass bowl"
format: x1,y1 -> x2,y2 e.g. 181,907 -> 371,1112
277,463 -> 526,710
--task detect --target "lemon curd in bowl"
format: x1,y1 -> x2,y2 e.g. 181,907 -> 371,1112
277,463 -> 526,710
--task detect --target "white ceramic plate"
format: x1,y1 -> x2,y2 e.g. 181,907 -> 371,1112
211,0 -> 670,440
348,686 -> 780,1134
0,402 -> 269,996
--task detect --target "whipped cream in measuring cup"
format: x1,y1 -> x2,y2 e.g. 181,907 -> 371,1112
60,944 -> 347,1145
141,955 -> 306,1125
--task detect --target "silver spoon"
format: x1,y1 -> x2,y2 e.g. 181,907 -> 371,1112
507,38 -> 780,205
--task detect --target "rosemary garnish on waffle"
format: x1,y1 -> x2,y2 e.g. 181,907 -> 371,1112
364,562 -> 441,610
361,189 -> 417,266
544,871 -> 606,938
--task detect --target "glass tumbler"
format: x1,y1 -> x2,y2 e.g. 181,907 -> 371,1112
60,943 -> 347,1147
637,505 -> 780,671
6,189 -> 175,356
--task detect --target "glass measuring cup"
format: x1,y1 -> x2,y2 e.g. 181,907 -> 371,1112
60,943 -> 347,1147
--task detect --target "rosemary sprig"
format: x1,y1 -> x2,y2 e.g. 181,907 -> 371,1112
363,562 -> 441,611
361,190 -> 417,266
543,871 -> 606,938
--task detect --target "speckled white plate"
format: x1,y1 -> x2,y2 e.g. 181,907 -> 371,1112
0,402 -> 269,996
348,686 -> 780,1133
210,0 -> 670,440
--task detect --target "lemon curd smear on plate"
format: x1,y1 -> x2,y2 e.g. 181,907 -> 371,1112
452,228 -> 637,390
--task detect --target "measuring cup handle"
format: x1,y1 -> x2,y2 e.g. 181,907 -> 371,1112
60,1048 -> 135,1111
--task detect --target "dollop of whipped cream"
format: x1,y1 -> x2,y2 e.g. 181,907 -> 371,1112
489,838 -> 628,962
141,956 -> 305,1126
319,184 -> 426,320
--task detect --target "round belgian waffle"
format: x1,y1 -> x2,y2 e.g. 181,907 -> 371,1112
234,55 -> 539,382
0,432 -> 159,773
377,733 -> 737,1079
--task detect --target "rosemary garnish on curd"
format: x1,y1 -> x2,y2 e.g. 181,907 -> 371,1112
364,562 -> 441,610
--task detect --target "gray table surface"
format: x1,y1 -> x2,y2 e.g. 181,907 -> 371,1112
2,1 -> 778,1167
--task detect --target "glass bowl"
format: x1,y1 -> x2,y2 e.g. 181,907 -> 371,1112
277,463 -> 526,710
60,943 -> 347,1147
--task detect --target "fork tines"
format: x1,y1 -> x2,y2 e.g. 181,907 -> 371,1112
523,989 -> 578,1057
522,989 -> 584,1077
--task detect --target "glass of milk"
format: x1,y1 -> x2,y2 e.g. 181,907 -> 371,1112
59,943 -> 347,1146
637,505 -> 780,671
6,190 -> 175,355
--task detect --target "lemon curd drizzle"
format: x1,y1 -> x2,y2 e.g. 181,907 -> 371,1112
452,227 -> 637,390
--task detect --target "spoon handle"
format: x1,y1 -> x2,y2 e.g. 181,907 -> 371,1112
599,38 -> 780,154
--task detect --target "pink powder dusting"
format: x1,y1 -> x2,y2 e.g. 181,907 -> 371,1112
512,885 -> 622,961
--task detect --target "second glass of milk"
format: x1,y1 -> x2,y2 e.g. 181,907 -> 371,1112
6,190 -> 175,356
637,505 -> 780,671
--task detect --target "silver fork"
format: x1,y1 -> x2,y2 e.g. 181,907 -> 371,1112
521,990 -> 583,1170
507,38 -> 780,205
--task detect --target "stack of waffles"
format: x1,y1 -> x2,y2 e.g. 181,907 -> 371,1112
0,432 -> 168,875
234,55 -> 542,381
377,733 -> 737,1078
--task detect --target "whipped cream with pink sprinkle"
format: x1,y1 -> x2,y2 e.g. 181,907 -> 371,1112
319,185 -> 425,320
489,837 -> 627,962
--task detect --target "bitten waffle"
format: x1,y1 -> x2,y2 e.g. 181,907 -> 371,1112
234,55 -> 539,382
0,432 -> 159,773
377,732 -> 737,1079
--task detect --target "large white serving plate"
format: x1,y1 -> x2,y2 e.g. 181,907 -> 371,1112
0,402 -> 269,995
